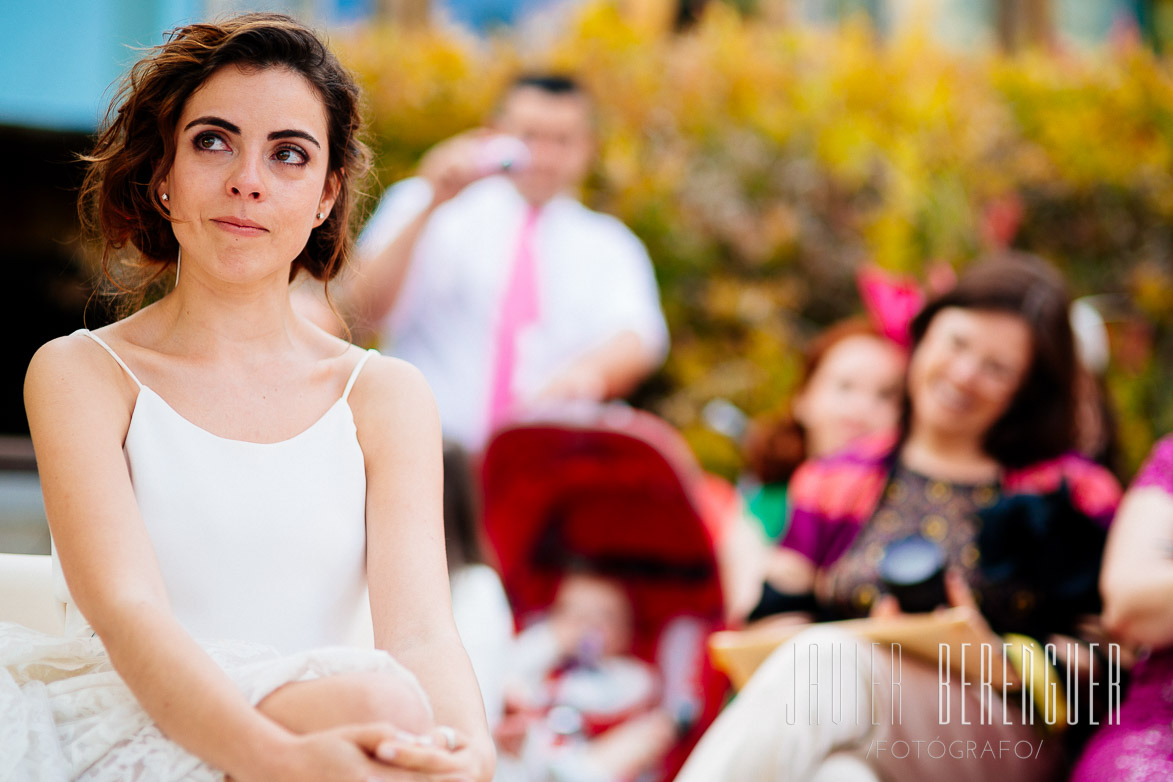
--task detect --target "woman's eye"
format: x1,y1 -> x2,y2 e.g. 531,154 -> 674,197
274,145 -> 308,166
194,132 -> 228,152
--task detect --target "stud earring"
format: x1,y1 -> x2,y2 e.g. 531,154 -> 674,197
316,211 -> 325,220
161,193 -> 169,202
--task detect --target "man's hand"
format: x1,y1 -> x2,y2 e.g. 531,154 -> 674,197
532,362 -> 608,404
418,130 -> 497,207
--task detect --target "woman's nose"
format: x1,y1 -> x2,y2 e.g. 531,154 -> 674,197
947,352 -> 982,385
227,154 -> 264,200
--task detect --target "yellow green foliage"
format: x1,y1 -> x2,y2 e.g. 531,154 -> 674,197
333,4 -> 1173,479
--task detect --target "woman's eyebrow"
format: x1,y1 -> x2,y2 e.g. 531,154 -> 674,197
268,129 -> 321,149
182,117 -> 321,150
183,116 -> 240,134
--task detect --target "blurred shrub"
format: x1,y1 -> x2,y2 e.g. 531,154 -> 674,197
334,4 -> 1172,479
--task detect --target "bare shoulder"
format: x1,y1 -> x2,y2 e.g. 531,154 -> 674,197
25,331 -> 139,446
26,332 -> 137,409
346,354 -> 440,453
349,352 -> 432,394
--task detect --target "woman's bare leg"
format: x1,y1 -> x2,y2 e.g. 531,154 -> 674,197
258,670 -> 433,736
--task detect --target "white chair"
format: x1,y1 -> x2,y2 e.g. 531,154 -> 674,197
0,552 -> 65,635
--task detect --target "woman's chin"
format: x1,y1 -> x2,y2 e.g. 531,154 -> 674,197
914,407 -> 985,443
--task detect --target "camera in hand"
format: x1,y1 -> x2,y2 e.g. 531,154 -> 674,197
878,534 -> 947,613
476,135 -> 531,175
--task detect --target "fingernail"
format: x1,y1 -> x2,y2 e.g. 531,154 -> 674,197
376,742 -> 396,761
393,728 -> 432,746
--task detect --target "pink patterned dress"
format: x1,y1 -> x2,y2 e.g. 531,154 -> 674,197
1072,435 -> 1173,782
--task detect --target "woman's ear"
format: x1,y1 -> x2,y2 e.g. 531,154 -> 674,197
317,170 -> 341,220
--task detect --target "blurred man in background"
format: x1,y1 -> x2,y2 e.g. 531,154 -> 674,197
338,74 -> 668,451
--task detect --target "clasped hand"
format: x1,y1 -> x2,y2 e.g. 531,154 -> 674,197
266,723 -> 481,782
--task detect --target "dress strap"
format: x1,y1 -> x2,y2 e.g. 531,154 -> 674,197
342,348 -> 379,401
74,328 -> 144,390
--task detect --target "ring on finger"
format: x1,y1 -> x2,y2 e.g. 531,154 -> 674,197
437,725 -> 460,752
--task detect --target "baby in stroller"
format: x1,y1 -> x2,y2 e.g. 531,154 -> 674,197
499,569 -> 695,782
482,409 -> 729,782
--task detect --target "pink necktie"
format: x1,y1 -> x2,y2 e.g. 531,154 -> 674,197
487,206 -> 541,430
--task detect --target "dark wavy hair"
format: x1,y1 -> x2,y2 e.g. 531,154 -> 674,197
80,13 -> 371,309
904,253 -> 1078,468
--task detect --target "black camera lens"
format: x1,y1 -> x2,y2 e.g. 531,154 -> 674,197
878,534 -> 948,613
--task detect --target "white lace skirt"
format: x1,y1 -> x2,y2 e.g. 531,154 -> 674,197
0,622 -> 427,781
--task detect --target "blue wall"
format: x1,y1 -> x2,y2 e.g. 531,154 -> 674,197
0,0 -> 203,132
0,0 -> 371,133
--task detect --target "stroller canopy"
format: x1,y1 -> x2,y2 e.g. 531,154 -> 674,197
481,408 -> 726,661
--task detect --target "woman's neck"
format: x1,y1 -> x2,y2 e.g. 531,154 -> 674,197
900,423 -> 1001,484
147,270 -> 302,360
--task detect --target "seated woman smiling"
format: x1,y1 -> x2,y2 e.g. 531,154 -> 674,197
677,254 -> 1122,782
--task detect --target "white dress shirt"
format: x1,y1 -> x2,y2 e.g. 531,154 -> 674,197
359,175 -> 669,450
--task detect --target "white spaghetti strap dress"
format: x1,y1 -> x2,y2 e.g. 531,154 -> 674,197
0,329 -> 429,781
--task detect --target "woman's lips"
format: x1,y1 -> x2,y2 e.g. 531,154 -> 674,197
212,217 -> 267,236
929,381 -> 973,413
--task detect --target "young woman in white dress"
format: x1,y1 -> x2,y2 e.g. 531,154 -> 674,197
4,13 -> 493,782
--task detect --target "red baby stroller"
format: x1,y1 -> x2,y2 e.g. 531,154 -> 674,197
481,407 -> 731,782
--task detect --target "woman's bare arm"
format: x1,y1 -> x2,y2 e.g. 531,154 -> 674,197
353,356 -> 496,781
1100,486 -> 1173,648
